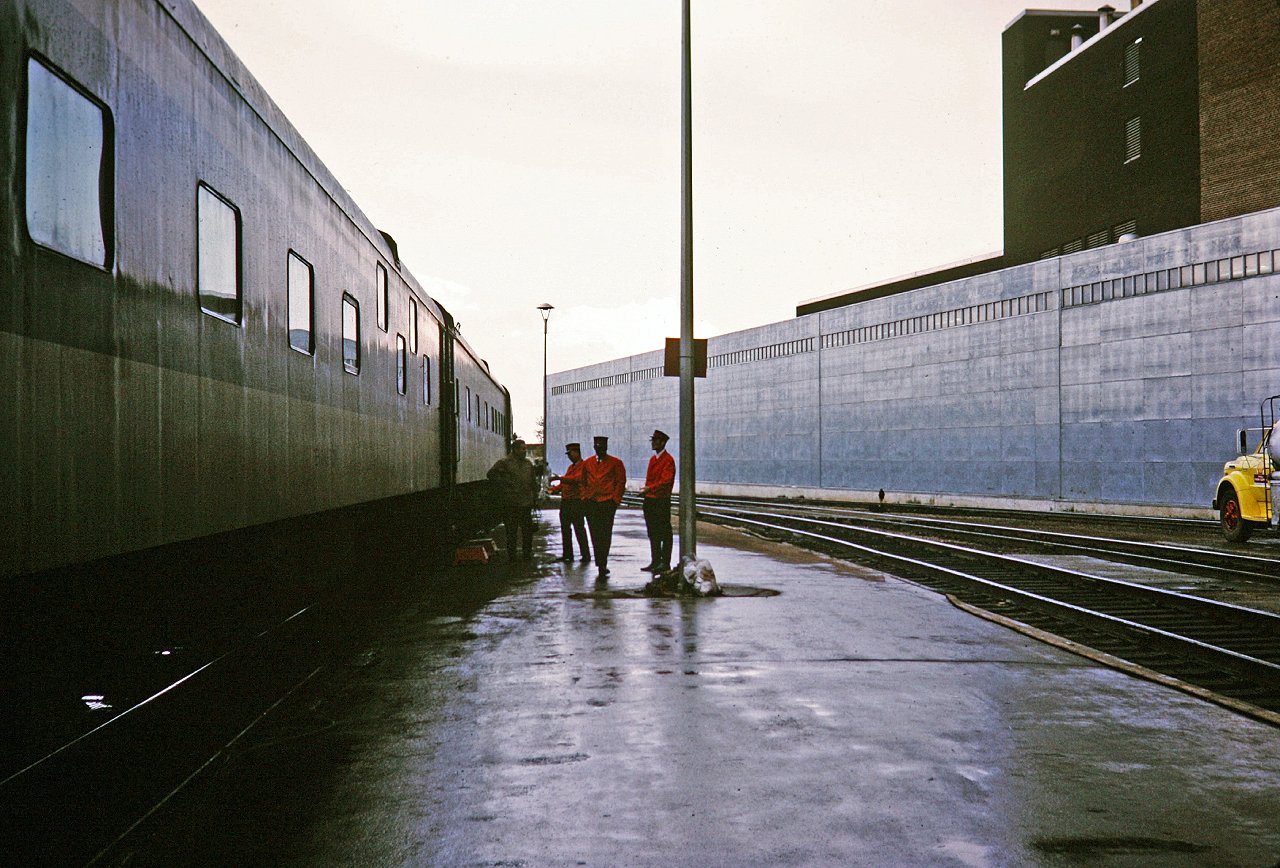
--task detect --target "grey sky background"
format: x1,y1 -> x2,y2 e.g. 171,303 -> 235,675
192,0 -> 1110,440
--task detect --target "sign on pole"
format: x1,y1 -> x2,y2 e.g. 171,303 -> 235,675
664,338 -> 706,378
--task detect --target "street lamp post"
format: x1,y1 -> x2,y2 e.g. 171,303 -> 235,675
537,303 -> 554,453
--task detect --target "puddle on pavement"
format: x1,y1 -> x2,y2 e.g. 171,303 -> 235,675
568,584 -> 780,600
1032,836 -> 1211,857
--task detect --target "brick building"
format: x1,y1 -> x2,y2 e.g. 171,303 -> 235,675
1003,0 -> 1280,266
1198,1 -> 1280,223
804,0 -> 1280,316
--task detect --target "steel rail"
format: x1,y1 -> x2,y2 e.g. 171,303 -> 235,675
689,497 -> 1279,584
701,507 -> 1280,717
691,493 -> 1217,528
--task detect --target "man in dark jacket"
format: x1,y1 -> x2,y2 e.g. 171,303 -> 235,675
487,439 -> 538,561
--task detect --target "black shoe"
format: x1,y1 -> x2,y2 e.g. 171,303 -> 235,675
640,564 -> 656,573
598,567 -> 610,578
557,555 -> 573,562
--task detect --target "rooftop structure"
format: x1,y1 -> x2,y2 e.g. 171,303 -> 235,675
801,0 -> 1280,314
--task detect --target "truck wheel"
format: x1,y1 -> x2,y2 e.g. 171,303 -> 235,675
1220,491 -> 1253,543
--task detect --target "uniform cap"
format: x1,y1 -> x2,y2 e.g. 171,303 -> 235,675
651,429 -> 669,442
565,442 -> 581,451
593,435 -> 609,445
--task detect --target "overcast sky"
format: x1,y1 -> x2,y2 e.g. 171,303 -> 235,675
192,0 -> 1113,439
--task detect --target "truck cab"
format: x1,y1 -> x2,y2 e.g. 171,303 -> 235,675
1214,395 -> 1278,543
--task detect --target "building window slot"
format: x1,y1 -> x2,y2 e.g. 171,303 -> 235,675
1123,38 -> 1141,87
1124,116 -> 1141,163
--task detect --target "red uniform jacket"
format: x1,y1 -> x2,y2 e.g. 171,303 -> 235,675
549,460 -> 585,500
644,450 -> 675,499
581,454 -> 626,505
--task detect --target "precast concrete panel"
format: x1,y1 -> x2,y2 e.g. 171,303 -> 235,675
1186,217 -> 1245,262
551,209 -> 1280,513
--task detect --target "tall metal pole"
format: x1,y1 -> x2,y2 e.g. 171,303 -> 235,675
678,0 -> 696,561
537,303 -> 554,452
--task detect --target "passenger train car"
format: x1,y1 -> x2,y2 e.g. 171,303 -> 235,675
0,0 -> 511,578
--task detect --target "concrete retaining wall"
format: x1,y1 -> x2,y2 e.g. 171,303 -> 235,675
547,209 -> 1280,515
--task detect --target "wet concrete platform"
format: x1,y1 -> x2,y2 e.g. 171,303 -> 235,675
121,508 -> 1280,866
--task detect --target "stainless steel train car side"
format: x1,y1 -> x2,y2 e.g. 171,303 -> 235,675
0,0 -> 510,577
453,336 -> 512,485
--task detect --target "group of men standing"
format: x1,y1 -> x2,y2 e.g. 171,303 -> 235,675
488,430 -> 676,581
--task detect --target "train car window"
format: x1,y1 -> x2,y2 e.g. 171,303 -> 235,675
484,400 -> 490,430
396,335 -> 407,395
376,263 -> 389,331
454,379 -> 460,417
422,357 -> 431,404
408,297 -> 418,353
287,251 -> 314,354
342,294 -> 360,374
25,56 -> 113,268
466,386 -> 472,422
197,184 -> 241,323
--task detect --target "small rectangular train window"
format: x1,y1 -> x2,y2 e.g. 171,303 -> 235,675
408,297 -> 418,353
197,184 -> 242,323
422,357 -> 431,405
376,263 -> 388,331
342,293 -> 360,374
25,55 -> 113,268
287,251 -> 313,354
396,335 -> 407,395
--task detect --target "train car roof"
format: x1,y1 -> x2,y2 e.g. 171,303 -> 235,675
165,0 -> 443,316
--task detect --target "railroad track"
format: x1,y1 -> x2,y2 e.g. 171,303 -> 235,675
695,503 -> 1280,724
691,496 -> 1280,586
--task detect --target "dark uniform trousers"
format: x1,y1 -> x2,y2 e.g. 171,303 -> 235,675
560,498 -> 590,560
502,505 -> 536,561
643,496 -> 673,571
584,501 -> 618,569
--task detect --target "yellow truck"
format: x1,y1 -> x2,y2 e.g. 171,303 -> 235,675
1214,395 -> 1278,543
